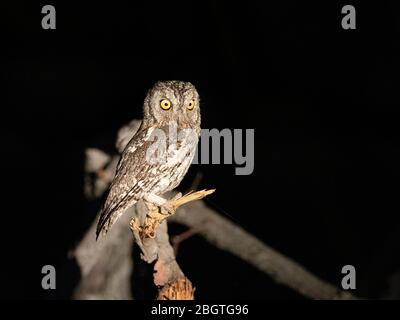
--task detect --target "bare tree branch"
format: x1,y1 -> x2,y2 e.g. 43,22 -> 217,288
129,192 -> 211,300
170,201 -> 357,300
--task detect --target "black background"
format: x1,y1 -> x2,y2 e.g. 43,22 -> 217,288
1,1 -> 400,299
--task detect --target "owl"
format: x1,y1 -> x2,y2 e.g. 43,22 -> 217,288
96,81 -> 201,238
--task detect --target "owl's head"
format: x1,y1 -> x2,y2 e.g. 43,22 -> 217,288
142,81 -> 200,129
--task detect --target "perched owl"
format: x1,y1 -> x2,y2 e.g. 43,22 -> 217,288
96,81 -> 201,238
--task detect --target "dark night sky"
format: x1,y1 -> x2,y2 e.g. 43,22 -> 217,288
1,1 -> 400,299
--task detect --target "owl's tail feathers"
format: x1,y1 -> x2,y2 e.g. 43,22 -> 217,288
95,200 -> 136,240
95,208 -> 110,240
95,207 -> 122,240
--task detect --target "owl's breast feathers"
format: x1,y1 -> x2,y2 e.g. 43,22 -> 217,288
96,124 -> 199,238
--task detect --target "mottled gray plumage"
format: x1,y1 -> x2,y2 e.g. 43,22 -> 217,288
96,81 -> 201,238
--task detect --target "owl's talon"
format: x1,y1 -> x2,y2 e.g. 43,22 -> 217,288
159,202 -> 175,216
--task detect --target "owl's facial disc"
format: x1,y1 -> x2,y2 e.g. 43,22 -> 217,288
143,81 -> 200,129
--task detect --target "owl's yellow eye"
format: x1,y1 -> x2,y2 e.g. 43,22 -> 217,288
160,99 -> 172,110
186,99 -> 195,110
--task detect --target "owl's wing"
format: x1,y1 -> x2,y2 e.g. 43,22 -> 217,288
96,126 -> 158,238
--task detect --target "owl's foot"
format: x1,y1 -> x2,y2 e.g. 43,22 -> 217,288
160,192 -> 183,215
159,202 -> 175,215
144,192 -> 181,217
134,190 -> 215,239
